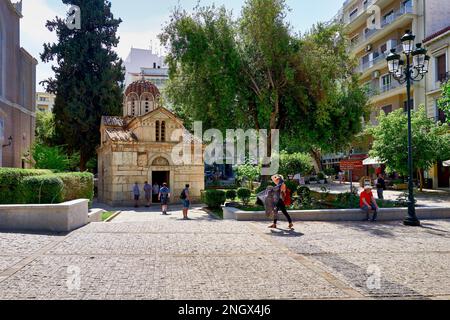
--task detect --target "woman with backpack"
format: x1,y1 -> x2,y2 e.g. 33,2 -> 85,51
268,175 -> 294,230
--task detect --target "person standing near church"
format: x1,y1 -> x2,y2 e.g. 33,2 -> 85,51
159,183 -> 171,215
144,181 -> 152,207
181,184 -> 191,220
133,182 -> 140,208
152,182 -> 160,203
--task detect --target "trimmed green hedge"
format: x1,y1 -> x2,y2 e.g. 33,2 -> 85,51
202,190 -> 226,209
0,168 -> 94,205
237,188 -> 251,205
225,189 -> 237,201
20,175 -> 64,204
0,168 -> 52,204
55,172 -> 94,204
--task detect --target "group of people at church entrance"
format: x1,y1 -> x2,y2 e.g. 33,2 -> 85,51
132,182 -> 191,220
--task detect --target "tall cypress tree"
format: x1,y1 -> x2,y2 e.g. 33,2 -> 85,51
41,0 -> 124,171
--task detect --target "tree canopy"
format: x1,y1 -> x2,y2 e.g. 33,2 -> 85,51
41,0 -> 124,171
367,106 -> 450,189
438,80 -> 450,124
159,0 -> 370,170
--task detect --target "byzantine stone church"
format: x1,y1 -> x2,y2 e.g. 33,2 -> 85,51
97,79 -> 204,206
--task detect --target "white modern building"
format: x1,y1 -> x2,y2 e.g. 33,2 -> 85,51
123,48 -> 169,92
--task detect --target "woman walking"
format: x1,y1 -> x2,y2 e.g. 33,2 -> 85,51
268,175 -> 294,230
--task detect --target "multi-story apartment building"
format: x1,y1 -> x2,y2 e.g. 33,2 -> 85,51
0,0 -> 37,168
423,26 -> 450,188
36,92 -> 55,113
335,0 -> 450,188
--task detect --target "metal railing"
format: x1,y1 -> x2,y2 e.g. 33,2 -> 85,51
350,5 -> 414,49
357,44 -> 403,73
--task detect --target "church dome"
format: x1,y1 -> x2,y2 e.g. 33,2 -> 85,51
125,79 -> 160,98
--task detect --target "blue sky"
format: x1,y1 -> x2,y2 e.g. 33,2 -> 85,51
21,0 -> 344,90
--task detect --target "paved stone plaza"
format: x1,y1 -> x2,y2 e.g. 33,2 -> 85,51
0,205 -> 449,300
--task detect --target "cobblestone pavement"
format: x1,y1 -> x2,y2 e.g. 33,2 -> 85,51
0,205 -> 449,300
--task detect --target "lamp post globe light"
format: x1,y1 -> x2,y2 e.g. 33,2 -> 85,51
386,31 -> 430,227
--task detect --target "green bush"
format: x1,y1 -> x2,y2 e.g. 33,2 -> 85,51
29,143 -> 70,172
317,172 -> 326,181
20,175 -> 64,204
202,190 -> 226,209
55,172 -> 94,204
284,180 -> 298,194
0,168 -> 52,204
225,189 -> 237,201
237,188 -> 252,205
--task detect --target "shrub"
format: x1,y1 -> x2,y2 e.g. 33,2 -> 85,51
279,151 -> 314,177
202,190 -> 226,209
20,175 -> 64,204
29,143 -> 70,172
55,172 -> 94,204
0,168 -> 52,204
317,172 -> 326,181
225,189 -> 237,201
237,188 -> 252,205
284,180 -> 298,194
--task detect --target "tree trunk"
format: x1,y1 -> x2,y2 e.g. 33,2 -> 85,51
310,149 -> 323,173
79,150 -> 88,172
417,169 -> 424,192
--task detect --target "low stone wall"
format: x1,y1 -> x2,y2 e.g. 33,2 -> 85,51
0,199 -> 89,233
223,206 -> 450,222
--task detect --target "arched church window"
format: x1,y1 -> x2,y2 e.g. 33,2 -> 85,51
161,121 -> 166,142
155,121 -> 160,142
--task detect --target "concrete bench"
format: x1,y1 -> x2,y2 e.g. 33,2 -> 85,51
223,206 -> 450,222
0,199 -> 89,233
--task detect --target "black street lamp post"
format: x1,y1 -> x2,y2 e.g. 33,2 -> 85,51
386,31 -> 430,227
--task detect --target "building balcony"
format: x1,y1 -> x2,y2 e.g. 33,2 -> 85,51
427,72 -> 450,94
357,44 -> 403,75
349,5 -> 415,54
366,80 -> 406,102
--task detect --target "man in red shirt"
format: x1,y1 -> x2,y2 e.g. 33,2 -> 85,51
360,186 -> 379,222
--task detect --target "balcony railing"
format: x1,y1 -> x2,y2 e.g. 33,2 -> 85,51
366,80 -> 404,98
350,5 -> 414,49
357,44 -> 403,73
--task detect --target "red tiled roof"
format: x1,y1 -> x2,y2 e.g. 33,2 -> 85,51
423,26 -> 450,44
125,80 -> 160,97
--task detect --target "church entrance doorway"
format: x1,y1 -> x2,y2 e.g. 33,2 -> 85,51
152,171 -> 170,203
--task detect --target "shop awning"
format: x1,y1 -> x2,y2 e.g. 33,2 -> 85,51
444,160 -> 450,167
363,157 -> 383,166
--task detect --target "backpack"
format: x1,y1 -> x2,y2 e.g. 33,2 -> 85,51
284,188 -> 292,206
180,189 -> 187,200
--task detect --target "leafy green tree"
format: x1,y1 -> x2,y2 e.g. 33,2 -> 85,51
160,1 -> 369,172
28,144 -> 70,172
35,111 -> 56,145
438,80 -> 450,124
41,0 -> 124,171
279,151 -> 314,177
367,106 -> 450,191
235,161 -> 261,189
